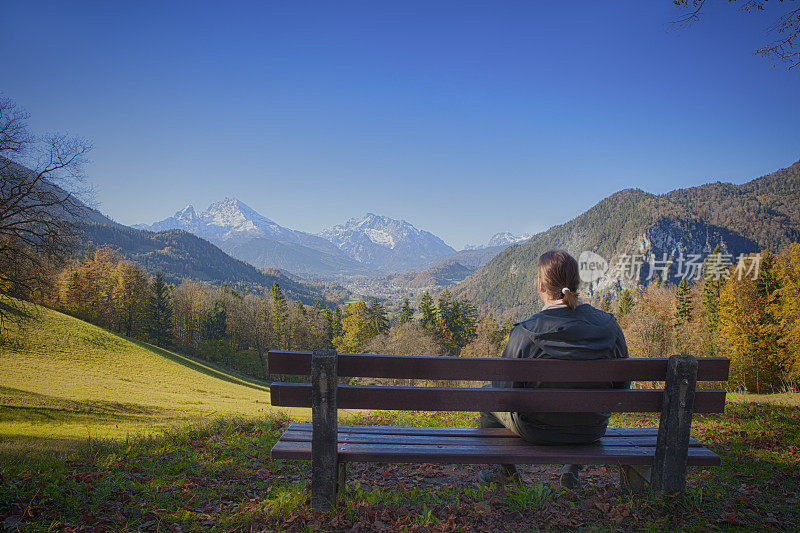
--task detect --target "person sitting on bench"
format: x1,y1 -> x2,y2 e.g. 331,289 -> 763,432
479,250 -> 629,490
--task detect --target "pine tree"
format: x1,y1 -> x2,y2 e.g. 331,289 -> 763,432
291,300 -> 309,349
368,298 -> 389,335
618,289 -> 634,318
333,306 -> 343,337
702,246 -> 723,333
324,308 -> 335,340
148,270 -> 172,345
436,290 -> 460,352
675,278 -> 693,326
419,291 -> 436,331
397,298 -> 414,325
757,250 -> 780,297
456,297 -> 479,349
271,282 -> 288,348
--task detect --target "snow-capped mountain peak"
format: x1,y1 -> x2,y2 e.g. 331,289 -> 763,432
136,197 -> 293,241
319,213 -> 455,271
174,204 -> 200,224
488,231 -> 531,247
200,197 -> 286,239
464,231 -> 532,250
176,204 -> 197,217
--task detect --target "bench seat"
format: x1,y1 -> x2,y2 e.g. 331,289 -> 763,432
271,422 -> 721,466
268,351 -> 730,508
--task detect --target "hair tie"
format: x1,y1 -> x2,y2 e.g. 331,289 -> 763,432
561,287 -> 570,295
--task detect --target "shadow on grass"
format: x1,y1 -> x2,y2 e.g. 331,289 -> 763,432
0,386 -> 170,417
123,336 -> 270,393
0,300 -> 31,320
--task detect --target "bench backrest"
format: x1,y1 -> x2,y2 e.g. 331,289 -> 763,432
268,351 -> 730,414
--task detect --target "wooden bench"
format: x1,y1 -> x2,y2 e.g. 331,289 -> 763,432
268,350 -> 730,510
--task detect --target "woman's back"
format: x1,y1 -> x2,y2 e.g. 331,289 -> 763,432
495,303 -> 629,443
478,249 -> 631,487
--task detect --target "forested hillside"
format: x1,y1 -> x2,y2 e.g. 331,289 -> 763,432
454,160 -> 800,319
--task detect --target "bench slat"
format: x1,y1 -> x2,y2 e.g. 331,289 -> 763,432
286,422 -> 666,437
270,384 -> 727,413
278,428 -> 705,447
270,440 -> 721,466
268,351 -> 730,382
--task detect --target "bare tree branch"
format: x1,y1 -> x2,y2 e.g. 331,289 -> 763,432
0,96 -> 93,332
671,0 -> 800,70
756,7 -> 800,68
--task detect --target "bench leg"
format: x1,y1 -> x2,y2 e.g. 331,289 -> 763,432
652,353 -> 698,496
620,465 -> 652,493
311,350 -> 339,511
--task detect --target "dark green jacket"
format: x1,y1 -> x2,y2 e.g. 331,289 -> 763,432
493,303 -> 629,444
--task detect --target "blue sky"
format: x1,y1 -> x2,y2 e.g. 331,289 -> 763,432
2,1 -> 798,249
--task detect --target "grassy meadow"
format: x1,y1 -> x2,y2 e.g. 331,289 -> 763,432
1,306 -> 799,530
0,304 -> 308,445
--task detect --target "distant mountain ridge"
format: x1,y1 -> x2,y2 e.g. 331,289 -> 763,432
453,159 -> 800,320
465,232 -> 531,250
319,213 -> 456,272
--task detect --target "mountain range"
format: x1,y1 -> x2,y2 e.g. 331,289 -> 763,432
453,159 -> 800,320
133,198 -> 369,277
136,201 -> 468,275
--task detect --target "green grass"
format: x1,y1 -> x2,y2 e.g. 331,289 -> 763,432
0,304 -> 309,442
2,398 -> 798,531
1,305 -> 799,530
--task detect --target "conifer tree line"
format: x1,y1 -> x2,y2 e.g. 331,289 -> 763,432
607,244 -> 800,393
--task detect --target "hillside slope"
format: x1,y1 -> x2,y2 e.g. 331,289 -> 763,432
0,303 -> 303,439
454,159 -> 800,319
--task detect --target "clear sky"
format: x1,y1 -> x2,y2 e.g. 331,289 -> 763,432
2,1 -> 798,249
